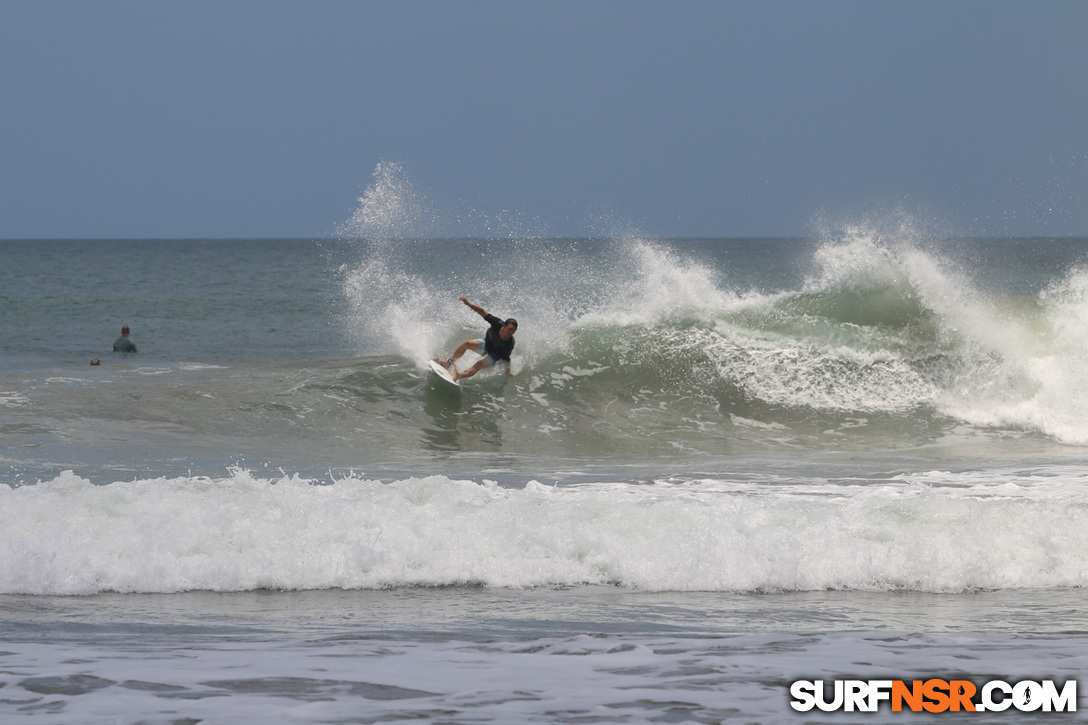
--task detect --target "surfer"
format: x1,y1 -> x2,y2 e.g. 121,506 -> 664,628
435,296 -> 517,381
113,325 -> 138,353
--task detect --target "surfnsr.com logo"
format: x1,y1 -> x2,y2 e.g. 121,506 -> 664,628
789,679 -> 1077,713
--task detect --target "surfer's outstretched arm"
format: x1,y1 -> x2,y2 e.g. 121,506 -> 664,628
459,296 -> 488,319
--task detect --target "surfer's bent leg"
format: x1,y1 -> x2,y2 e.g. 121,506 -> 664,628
452,351 -> 493,381
442,339 -> 483,368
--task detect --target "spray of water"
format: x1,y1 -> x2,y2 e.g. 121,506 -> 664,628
331,164 -> 1088,444
335,161 -> 435,241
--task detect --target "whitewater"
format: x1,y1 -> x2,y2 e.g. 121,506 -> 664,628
5,468 -> 1088,597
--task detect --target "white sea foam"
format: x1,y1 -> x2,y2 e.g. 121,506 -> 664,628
950,267 -> 1088,444
750,230 -> 1088,443
0,391 -> 30,408
3,468 -> 1088,596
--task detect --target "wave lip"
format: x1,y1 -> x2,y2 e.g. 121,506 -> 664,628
3,470 -> 1087,596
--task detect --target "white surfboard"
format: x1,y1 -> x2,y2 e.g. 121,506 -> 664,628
428,359 -> 460,387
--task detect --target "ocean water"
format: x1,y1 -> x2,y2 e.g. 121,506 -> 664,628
3,227 -> 1088,723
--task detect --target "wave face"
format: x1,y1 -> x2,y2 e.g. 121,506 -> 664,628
330,228 -> 1088,461
4,467 -> 1088,596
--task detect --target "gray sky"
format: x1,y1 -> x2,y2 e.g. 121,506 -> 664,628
2,0 -> 1086,239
